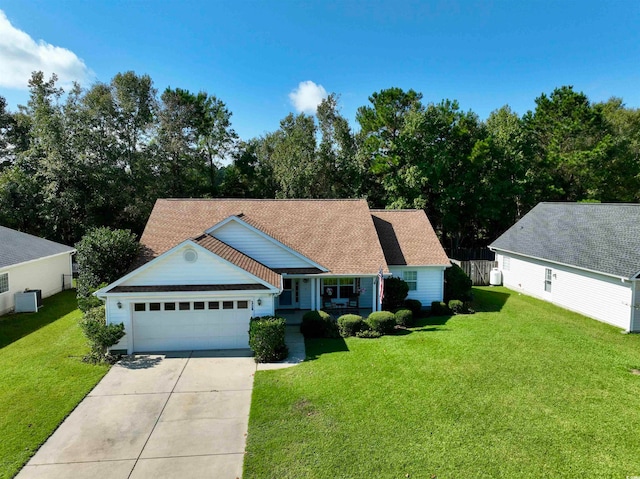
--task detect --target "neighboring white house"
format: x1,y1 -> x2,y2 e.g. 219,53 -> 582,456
0,226 -> 75,315
97,199 -> 450,354
490,202 -> 640,332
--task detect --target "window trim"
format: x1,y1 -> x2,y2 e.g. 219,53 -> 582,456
544,268 -> 552,292
0,272 -> 8,294
503,256 -> 510,271
403,271 -> 418,291
321,278 -> 356,299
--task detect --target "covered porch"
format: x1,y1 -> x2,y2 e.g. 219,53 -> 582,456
275,275 -> 380,323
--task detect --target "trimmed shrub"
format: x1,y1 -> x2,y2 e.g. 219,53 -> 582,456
355,329 -> 382,339
431,301 -> 451,316
337,314 -> 365,337
382,277 -> 410,311
394,308 -> 414,327
300,310 -> 339,338
404,299 -> 423,317
448,300 -> 465,314
366,311 -> 397,335
249,316 -> 288,363
444,263 -> 473,302
80,305 -> 125,363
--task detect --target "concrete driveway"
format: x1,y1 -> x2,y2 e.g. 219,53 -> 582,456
17,350 -> 256,479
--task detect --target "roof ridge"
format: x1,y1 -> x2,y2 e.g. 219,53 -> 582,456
160,198 -> 367,202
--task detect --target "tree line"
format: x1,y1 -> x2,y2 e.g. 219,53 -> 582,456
1,71 -> 639,250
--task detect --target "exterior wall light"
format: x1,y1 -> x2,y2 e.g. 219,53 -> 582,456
257,298 -> 262,306
117,301 -> 122,309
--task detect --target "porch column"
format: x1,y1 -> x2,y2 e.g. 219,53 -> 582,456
372,277 -> 378,311
311,278 -> 316,311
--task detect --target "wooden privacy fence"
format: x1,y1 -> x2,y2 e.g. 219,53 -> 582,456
450,259 -> 498,286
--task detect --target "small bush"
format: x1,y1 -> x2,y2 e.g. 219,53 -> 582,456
249,316 -> 288,363
404,299 -> 423,316
444,263 -> 473,302
77,283 -> 107,313
394,308 -> 414,327
300,310 -> 339,338
355,329 -> 382,339
80,305 -> 125,363
337,314 -> 365,337
431,301 -> 451,316
366,311 -> 396,335
448,299 -> 466,314
382,277 -> 410,311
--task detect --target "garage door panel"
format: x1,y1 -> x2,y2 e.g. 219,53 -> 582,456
132,303 -> 251,352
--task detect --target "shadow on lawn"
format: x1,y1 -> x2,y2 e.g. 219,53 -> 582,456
304,337 -> 349,361
0,290 -> 78,350
471,288 -> 511,312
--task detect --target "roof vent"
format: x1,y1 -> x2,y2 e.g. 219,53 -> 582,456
183,248 -> 198,263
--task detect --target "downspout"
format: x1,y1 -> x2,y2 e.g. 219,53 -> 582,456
631,279 -> 638,332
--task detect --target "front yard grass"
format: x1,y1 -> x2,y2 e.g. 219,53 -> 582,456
0,290 -> 109,479
244,287 -> 640,478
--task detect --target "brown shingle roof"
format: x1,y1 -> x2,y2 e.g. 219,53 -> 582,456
371,210 -> 450,266
140,199 -> 390,275
192,234 -> 281,288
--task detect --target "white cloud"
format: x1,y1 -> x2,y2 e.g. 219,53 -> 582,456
289,80 -> 328,114
0,10 -> 93,90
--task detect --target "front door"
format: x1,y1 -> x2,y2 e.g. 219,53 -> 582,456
279,278 -> 298,309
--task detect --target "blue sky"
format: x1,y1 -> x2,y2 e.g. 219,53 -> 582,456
1,1 -> 639,140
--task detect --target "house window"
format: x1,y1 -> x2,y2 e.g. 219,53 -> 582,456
193,302 -> 205,310
223,301 -> 234,309
149,303 -> 161,311
503,256 -> 510,271
544,268 -> 552,292
179,302 -> 190,311
164,302 -> 176,311
208,301 -> 219,310
134,303 -> 146,312
0,273 -> 8,294
237,301 -> 248,309
322,278 -> 355,299
403,271 -> 418,291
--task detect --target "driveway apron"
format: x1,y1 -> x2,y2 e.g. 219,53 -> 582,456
16,350 -> 256,479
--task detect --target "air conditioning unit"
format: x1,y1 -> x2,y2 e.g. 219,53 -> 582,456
14,291 -> 40,313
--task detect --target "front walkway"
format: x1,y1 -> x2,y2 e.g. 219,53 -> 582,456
17,329 -> 306,479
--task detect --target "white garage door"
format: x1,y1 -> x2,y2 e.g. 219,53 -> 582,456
132,299 -> 251,352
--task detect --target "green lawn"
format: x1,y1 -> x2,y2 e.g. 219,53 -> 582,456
244,287 -> 640,478
0,290 -> 109,479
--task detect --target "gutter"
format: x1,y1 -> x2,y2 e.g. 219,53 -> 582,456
490,247 -> 633,282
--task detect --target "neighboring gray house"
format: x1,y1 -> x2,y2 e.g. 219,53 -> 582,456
0,226 -> 75,315
490,203 -> 640,332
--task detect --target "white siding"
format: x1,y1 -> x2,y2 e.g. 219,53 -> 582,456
121,244 -> 262,286
388,266 -> 445,307
0,253 -> 73,315
212,221 -> 313,268
497,253 -> 633,330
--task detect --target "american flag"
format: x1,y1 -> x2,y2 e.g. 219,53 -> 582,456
378,266 -> 384,305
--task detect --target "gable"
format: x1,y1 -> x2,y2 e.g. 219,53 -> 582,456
119,243 -> 276,288
208,217 -> 321,269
